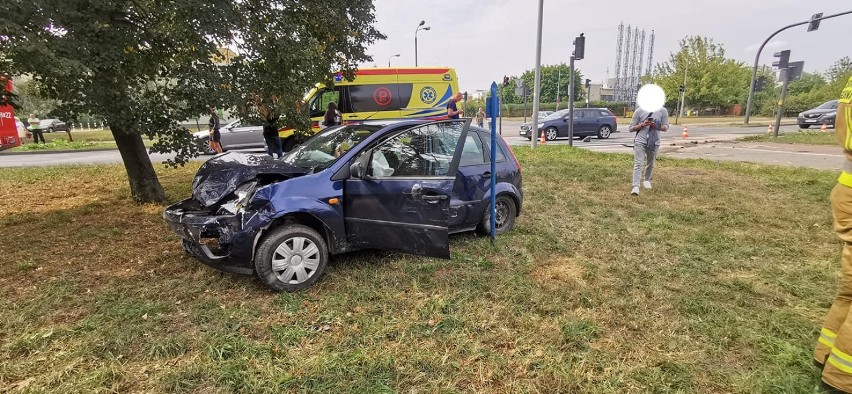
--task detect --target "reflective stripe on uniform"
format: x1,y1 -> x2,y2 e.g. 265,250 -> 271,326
821,327 -> 839,349
845,107 -> 852,151
830,347 -> 852,374
839,171 -> 852,188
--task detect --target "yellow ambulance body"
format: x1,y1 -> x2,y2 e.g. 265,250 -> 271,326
279,67 -> 460,141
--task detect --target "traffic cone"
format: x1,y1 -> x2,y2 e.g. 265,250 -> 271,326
539,131 -> 546,144
682,125 -> 689,139
821,123 -> 828,132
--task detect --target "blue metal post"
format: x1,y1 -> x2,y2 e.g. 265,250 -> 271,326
489,82 -> 498,242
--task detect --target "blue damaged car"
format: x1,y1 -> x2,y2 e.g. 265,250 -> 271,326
163,119 -> 523,291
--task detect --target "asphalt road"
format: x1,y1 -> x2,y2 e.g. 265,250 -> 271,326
0,122 -> 828,169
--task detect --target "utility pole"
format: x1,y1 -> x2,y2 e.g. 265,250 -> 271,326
556,66 -> 561,110
530,0 -> 544,149
415,21 -> 430,67
774,69 -> 790,137
679,59 -> 688,119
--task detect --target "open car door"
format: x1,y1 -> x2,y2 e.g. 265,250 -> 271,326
343,119 -> 471,258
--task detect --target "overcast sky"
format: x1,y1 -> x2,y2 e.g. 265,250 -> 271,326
361,0 -> 851,93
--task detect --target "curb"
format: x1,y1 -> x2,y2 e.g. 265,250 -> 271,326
0,147 -> 119,156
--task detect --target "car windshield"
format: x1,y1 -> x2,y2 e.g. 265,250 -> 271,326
543,110 -> 569,120
282,125 -> 382,172
817,101 -> 837,110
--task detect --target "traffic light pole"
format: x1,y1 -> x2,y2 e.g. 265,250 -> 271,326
744,10 -> 852,125
568,55 -> 575,147
773,68 -> 789,137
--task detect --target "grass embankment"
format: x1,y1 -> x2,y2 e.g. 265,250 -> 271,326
739,130 -> 837,146
9,129 -> 157,152
0,147 -> 839,392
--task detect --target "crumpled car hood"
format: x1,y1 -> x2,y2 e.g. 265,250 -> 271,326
192,152 -> 308,207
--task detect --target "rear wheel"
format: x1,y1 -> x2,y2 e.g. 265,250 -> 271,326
47,127 -> 54,133
545,127 -> 558,141
476,194 -> 517,236
255,225 -> 328,292
799,124 -> 811,129
597,125 -> 612,139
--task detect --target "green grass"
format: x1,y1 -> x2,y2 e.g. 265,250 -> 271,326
0,148 -> 839,392
739,130 -> 836,145
9,130 -> 158,152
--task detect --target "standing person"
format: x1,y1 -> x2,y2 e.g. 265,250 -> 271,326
322,102 -> 341,128
447,92 -> 463,119
27,113 -> 45,144
814,76 -> 852,393
208,106 -> 223,154
628,107 -> 669,196
475,107 -> 486,128
263,113 -> 283,159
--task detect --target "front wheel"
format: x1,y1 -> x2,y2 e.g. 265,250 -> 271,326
799,124 -> 811,129
47,127 -> 54,133
545,127 -> 558,141
255,225 -> 328,292
597,125 -> 612,139
476,195 -> 518,236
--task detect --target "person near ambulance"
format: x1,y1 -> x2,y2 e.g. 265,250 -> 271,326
27,113 -> 45,144
447,92 -> 463,119
628,107 -> 669,196
322,102 -> 341,128
815,76 -> 852,393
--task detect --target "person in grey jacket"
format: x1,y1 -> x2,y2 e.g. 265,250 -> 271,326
629,108 -> 669,196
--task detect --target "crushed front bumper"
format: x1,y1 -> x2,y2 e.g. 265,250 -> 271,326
163,198 -> 258,275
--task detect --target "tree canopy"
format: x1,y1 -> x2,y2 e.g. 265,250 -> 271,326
0,0 -> 383,202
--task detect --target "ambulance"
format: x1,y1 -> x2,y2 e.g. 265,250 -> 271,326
279,67 -> 460,147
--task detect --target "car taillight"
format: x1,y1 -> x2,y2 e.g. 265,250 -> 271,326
497,133 -> 521,173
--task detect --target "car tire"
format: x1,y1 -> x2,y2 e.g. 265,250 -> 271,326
255,224 -> 328,292
526,137 -> 532,141
800,124 -> 810,129
47,127 -> 54,133
597,125 -> 612,139
475,194 -> 517,236
545,127 -> 558,141
282,138 -> 298,153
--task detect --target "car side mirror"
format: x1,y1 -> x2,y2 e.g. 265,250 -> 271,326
562,117 -> 568,122
349,162 -> 364,179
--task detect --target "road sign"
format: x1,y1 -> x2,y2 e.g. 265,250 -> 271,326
788,61 -> 805,81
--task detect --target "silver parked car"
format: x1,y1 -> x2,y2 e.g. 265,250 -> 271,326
194,120 -> 268,154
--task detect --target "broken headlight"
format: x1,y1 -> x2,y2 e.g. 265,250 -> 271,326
217,182 -> 257,215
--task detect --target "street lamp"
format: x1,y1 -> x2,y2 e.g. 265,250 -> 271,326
415,21 -> 431,67
388,54 -> 400,67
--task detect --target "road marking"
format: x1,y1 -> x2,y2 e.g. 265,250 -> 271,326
712,146 -> 842,158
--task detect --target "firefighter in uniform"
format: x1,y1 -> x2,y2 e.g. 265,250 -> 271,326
815,75 -> 852,392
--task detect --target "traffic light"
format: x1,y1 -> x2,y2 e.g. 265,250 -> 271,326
773,50 -> 790,70
788,61 -> 805,81
679,85 -> 685,93
808,13 -> 823,32
585,79 -> 591,90
503,75 -> 509,86
574,33 -> 585,60
754,76 -> 767,92
462,91 -> 468,101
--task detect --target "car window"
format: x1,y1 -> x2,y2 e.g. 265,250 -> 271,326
370,122 -> 464,178
283,125 -> 381,172
478,131 -> 506,163
309,88 -> 342,117
818,101 -> 838,110
600,111 -> 610,117
459,133 -> 486,166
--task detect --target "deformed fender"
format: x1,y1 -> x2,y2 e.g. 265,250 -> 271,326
494,181 -> 523,215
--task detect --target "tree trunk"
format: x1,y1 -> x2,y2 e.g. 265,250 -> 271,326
65,130 -> 73,142
111,127 -> 166,203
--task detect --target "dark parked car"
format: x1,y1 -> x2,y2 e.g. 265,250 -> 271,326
165,119 -> 523,291
33,119 -> 69,133
519,108 -> 618,140
798,100 -> 838,129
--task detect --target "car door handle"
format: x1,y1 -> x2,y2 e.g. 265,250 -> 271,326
422,194 -> 448,202
347,115 -> 358,118
482,171 -> 492,179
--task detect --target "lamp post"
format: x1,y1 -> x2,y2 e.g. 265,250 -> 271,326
388,54 -> 400,67
415,21 -> 431,67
